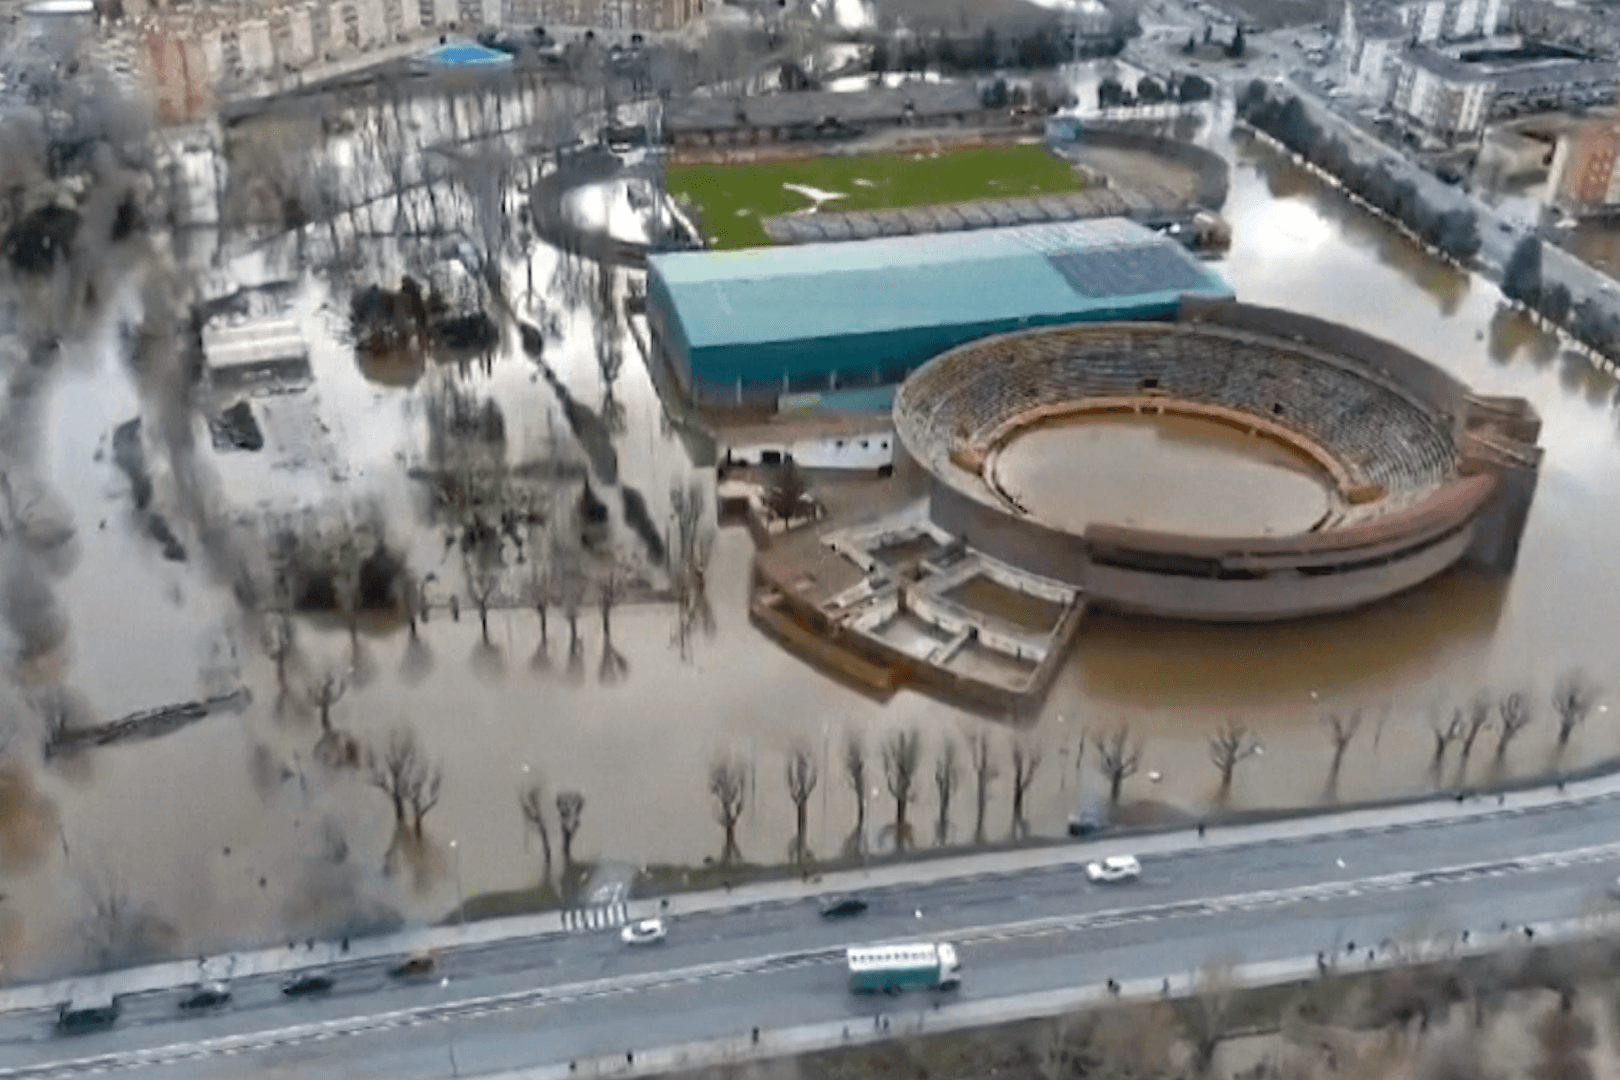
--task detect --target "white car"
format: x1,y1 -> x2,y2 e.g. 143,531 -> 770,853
1086,855 -> 1141,884
620,918 -> 667,946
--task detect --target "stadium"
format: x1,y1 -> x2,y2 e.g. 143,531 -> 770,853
893,301 -> 1545,623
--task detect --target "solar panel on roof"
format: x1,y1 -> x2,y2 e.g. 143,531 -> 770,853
1046,247 -> 1207,298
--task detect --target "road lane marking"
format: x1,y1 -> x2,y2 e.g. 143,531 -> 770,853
7,839 -> 1620,1079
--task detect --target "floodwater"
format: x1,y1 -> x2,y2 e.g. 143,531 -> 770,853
990,413 -> 1332,536
7,90 -> 1620,979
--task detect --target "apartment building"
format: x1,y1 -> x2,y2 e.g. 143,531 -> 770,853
1548,119 -> 1620,215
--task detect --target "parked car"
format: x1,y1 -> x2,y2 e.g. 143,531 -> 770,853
620,918 -> 668,946
819,895 -> 870,920
178,981 -> 232,1011
281,971 -> 335,997
389,953 -> 438,980
1086,855 -> 1142,884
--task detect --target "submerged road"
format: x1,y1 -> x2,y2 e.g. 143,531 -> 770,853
4,795 -> 1620,1079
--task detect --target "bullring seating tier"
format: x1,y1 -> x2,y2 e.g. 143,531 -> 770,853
896,322 -> 1457,527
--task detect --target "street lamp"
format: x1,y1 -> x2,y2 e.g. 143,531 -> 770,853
439,976 -> 460,1078
449,840 -> 465,927
820,723 -> 831,850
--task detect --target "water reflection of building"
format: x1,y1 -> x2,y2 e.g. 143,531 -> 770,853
1547,119 -> 1620,217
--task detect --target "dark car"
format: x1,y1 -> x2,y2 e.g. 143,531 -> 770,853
281,972 -> 335,997
819,896 -> 869,919
388,953 -> 437,980
178,981 -> 232,1011
56,998 -> 119,1035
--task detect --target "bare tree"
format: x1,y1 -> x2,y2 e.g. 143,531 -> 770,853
1552,671 -> 1595,749
1009,736 -> 1042,837
264,610 -> 298,705
763,457 -> 811,523
844,732 -> 868,847
523,556 -> 553,670
466,543 -> 502,649
1496,692 -> 1533,757
933,739 -> 959,846
76,869 -> 136,968
710,757 -> 747,865
882,729 -> 922,850
669,480 -> 716,660
1322,710 -> 1361,780
410,768 -> 442,839
518,781 -> 553,885
1430,709 -> 1464,775
1093,725 -> 1143,807
968,731 -> 998,844
75,869 -> 173,969
1208,721 -> 1260,798
555,790 -> 585,869
366,727 -> 437,833
596,563 -> 629,684
1459,696 -> 1493,761
1178,963 -> 1236,1077
785,745 -> 817,864
306,670 -> 346,732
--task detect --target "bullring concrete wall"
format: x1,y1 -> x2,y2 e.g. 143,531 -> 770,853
892,303 -> 1542,623
1082,523 -> 1478,621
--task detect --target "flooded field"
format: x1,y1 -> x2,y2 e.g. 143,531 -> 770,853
5,91 -> 1620,981
990,412 -> 1332,536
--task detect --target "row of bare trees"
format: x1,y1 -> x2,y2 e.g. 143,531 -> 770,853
694,678 -> 1605,868
706,726 -> 1148,869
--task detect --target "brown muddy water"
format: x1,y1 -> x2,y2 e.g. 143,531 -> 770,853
4,106 -> 1620,980
990,413 -> 1333,537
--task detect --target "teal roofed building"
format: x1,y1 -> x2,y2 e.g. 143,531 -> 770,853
645,218 -> 1234,409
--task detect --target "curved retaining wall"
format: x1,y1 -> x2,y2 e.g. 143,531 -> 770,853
894,305 -> 1537,622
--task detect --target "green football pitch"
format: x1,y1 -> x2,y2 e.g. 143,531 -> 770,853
667,144 -> 1085,250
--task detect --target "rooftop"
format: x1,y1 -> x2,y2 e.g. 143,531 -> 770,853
1402,44 -> 1620,90
664,83 -> 986,133
648,219 -> 1232,351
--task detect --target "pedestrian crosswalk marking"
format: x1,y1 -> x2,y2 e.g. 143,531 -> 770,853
561,901 -> 629,932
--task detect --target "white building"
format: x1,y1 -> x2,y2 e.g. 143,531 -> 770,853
1390,50 -> 1491,140
1389,44 -> 1620,143
1338,0 -> 1514,99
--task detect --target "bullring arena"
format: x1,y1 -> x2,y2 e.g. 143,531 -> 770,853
753,300 -> 1544,714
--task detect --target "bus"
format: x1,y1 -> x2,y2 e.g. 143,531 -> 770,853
846,942 -> 962,994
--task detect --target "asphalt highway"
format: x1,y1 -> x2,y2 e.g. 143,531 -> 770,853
5,796 -> 1620,1079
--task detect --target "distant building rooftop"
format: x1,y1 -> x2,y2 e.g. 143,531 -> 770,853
1402,43 -> 1620,91
421,42 -> 515,68
664,83 -> 986,134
